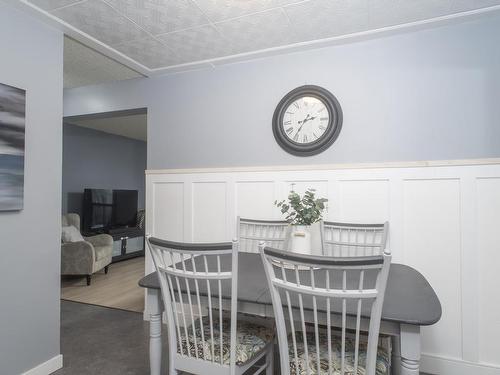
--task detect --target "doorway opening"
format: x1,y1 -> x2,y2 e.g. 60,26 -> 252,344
60,108 -> 147,313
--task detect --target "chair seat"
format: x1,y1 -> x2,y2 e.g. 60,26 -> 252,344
178,316 -> 274,366
289,330 -> 391,375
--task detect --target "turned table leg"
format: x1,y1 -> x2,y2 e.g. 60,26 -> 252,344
266,342 -> 274,375
392,334 -> 402,375
400,324 -> 421,375
148,288 -> 162,375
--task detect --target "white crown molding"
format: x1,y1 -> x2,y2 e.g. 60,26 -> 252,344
4,0 -> 150,76
145,158 -> 500,175
6,0 -> 500,78
148,4 -> 500,75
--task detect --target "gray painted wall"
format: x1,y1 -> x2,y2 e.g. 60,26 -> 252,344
64,13 -> 500,170
62,124 -> 147,216
0,3 -> 63,374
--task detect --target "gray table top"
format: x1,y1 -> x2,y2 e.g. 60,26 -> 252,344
139,252 -> 441,326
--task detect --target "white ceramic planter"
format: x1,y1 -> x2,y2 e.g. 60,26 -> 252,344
287,222 -> 323,255
290,225 -> 312,254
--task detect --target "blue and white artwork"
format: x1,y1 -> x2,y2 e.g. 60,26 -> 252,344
0,83 -> 26,211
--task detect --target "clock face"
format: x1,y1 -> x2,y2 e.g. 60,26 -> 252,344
281,96 -> 330,145
272,85 -> 343,157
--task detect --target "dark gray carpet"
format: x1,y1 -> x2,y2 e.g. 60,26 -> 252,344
56,300 -> 432,375
55,300 -> 167,375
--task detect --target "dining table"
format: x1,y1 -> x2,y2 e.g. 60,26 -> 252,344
138,252 -> 441,375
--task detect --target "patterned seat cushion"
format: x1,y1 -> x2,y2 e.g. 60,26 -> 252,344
288,330 -> 391,375
178,316 -> 274,366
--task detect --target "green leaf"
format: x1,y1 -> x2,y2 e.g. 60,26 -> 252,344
274,188 -> 328,225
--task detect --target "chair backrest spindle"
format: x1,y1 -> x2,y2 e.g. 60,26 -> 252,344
147,237 -> 239,374
320,221 -> 389,257
237,217 -> 291,253
260,243 -> 391,375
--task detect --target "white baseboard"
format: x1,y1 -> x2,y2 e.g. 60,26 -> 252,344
22,355 -> 63,375
421,354 -> 500,375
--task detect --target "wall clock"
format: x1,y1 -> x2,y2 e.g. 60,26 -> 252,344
272,85 -> 343,156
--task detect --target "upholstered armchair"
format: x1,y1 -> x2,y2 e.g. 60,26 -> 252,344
61,213 -> 113,285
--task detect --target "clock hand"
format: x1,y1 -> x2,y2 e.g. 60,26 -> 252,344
295,114 -> 311,137
298,114 -> 311,125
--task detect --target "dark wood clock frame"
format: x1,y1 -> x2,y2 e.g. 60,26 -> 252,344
272,85 -> 343,156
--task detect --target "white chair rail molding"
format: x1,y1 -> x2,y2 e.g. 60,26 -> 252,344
144,158 -> 500,375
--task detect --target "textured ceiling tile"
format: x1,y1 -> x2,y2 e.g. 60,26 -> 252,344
64,36 -> 142,88
103,0 -> 210,35
68,114 -> 147,141
26,0 -> 82,11
215,8 -> 298,53
450,0 -> 500,12
114,36 -> 180,68
34,0 -> 500,72
368,0 -> 453,28
52,0 -> 149,46
156,24 -> 235,63
193,0 -> 300,22
285,0 -> 370,41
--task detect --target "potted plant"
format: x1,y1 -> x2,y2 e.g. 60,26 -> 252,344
275,188 -> 328,254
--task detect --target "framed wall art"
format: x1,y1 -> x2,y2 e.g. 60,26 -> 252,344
0,82 -> 26,211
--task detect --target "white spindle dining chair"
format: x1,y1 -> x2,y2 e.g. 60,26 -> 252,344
237,217 -> 291,253
147,237 -> 275,375
260,243 -> 392,375
320,221 -> 389,257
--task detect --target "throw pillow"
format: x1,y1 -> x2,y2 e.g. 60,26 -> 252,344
62,225 -> 85,243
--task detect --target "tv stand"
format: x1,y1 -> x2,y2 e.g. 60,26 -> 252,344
108,227 -> 145,263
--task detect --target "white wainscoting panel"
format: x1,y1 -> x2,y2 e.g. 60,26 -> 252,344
235,181 -> 276,219
337,179 -> 390,223
476,177 -> 500,365
151,182 -> 184,241
282,179 -> 329,199
403,179 -> 462,359
192,182 -> 228,242
145,161 -> 500,375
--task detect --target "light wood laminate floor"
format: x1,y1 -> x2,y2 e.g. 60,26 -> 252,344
61,257 -> 145,313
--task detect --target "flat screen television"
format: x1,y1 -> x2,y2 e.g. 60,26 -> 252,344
82,189 -> 138,232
